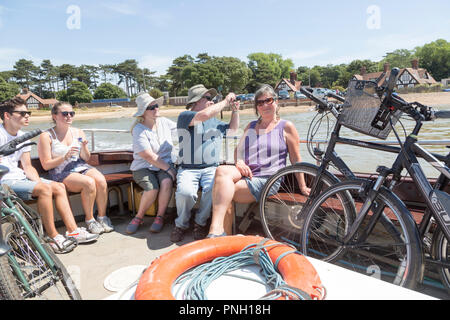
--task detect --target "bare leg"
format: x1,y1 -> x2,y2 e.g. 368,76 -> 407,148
63,173 -> 96,221
32,182 -> 58,238
50,182 -> 78,233
85,169 -> 108,217
135,189 -> 158,219
209,166 -> 255,235
155,178 -> 173,218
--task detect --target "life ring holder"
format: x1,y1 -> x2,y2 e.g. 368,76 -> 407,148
135,235 -> 324,300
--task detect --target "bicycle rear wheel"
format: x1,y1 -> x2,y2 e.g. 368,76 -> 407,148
301,179 -> 423,289
259,163 -> 340,249
432,227 -> 450,294
1,222 -> 81,300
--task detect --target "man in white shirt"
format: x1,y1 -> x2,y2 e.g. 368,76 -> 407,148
0,97 -> 98,253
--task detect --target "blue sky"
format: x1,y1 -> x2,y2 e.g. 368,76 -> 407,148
0,0 -> 449,75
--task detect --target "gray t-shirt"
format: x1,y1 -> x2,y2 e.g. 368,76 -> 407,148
130,118 -> 177,171
177,111 -> 229,169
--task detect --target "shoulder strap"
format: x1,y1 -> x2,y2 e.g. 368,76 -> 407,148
48,127 -> 57,140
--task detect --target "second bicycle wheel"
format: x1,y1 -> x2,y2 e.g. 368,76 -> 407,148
432,227 -> 450,294
1,222 -> 81,300
301,179 -> 423,289
259,163 -> 340,249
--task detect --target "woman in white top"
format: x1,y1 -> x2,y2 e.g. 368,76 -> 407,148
126,92 -> 177,235
38,102 -> 114,235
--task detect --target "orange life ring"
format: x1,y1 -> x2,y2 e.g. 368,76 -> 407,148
135,235 -> 324,300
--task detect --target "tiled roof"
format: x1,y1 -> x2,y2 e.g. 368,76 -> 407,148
17,90 -> 58,106
275,79 -> 302,91
353,67 -> 436,87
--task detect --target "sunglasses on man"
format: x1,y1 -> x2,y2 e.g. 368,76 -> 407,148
10,111 -> 32,117
60,111 -> 76,117
146,104 -> 159,111
203,96 -> 213,101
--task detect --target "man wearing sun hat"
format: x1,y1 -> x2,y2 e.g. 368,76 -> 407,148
171,84 -> 240,242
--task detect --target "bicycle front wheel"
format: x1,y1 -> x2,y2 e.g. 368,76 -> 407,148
0,254 -> 22,300
301,179 -> 423,289
1,222 -> 81,300
259,163 -> 340,249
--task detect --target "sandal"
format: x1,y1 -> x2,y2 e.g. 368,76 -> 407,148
46,234 -> 78,254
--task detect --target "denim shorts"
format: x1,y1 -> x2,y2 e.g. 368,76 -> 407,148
132,168 -> 173,191
244,176 -> 281,202
2,178 -> 53,201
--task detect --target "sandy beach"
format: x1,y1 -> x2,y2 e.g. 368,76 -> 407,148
29,91 -> 450,123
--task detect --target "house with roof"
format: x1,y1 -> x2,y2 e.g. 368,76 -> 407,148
16,88 -> 59,110
275,72 -> 302,93
353,59 -> 437,89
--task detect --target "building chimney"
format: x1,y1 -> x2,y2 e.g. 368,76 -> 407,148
290,71 -> 297,86
360,66 -> 366,76
383,62 -> 390,73
411,59 -> 419,70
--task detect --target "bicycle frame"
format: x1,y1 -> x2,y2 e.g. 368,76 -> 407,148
306,115 -> 450,245
0,193 -> 60,295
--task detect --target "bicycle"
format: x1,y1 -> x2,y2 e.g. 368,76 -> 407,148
259,71 -> 405,252
0,129 -> 81,300
258,68 -> 450,290
299,69 -> 450,291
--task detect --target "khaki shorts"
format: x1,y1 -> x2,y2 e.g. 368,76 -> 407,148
132,168 -> 173,191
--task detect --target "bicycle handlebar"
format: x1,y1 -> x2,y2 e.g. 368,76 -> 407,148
434,110 -> 450,119
300,87 -> 329,107
0,129 -> 42,157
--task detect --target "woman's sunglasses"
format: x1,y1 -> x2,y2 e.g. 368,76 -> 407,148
10,111 -> 32,117
60,111 -> 75,117
255,97 -> 275,107
146,104 -> 159,111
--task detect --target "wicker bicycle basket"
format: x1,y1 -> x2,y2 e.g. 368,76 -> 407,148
339,80 -> 402,139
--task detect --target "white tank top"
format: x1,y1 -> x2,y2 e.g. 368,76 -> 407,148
48,127 -> 79,161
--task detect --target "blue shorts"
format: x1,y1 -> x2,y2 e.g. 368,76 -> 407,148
2,178 -> 53,201
244,176 -> 281,202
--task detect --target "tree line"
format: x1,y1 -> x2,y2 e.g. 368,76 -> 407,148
0,39 -> 448,103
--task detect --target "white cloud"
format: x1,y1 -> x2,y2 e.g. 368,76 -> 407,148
139,55 -> 173,76
0,48 -> 35,70
287,49 -> 329,61
101,1 -> 172,28
101,2 -> 138,16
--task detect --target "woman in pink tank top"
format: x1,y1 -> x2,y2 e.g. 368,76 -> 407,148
207,85 -> 310,237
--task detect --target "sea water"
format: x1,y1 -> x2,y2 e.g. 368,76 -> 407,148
26,104 -> 450,177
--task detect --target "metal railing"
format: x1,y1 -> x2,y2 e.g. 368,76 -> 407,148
84,129 -> 130,151
83,128 -> 449,160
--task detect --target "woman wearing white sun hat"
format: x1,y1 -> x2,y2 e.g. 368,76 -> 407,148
126,92 -> 178,234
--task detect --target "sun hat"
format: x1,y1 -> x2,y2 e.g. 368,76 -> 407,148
134,92 -> 164,117
186,84 -> 218,108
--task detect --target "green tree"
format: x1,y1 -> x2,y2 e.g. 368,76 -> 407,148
57,64 -> 78,90
66,81 -> 93,105
415,39 -> 450,81
381,49 -> 415,69
167,55 -> 194,96
149,88 -> 163,99
12,59 -> 38,89
93,83 -> 127,100
0,76 -> 20,101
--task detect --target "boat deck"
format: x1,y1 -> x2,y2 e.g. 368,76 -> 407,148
56,211 -> 449,300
